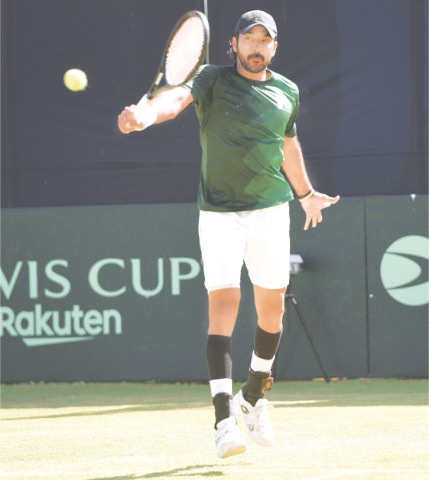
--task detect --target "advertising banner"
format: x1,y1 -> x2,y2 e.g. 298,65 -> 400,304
1,197 -> 428,382
366,195 -> 428,377
1,205 -> 209,382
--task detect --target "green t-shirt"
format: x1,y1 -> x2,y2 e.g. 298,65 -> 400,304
184,65 -> 299,212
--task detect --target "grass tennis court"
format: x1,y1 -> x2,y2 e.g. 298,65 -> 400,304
1,379 -> 427,479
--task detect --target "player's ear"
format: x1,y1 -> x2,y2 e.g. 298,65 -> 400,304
272,39 -> 278,57
231,36 -> 238,52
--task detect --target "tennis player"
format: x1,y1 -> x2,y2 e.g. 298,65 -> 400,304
118,10 -> 340,458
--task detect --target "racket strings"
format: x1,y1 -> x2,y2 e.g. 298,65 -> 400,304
165,17 -> 206,85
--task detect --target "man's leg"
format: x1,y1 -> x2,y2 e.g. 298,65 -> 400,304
206,287 -> 246,458
244,285 -> 285,404
198,210 -> 250,457
236,285 -> 286,446
206,287 -> 240,425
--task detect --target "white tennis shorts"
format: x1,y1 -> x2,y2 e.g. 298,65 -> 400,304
198,202 -> 291,291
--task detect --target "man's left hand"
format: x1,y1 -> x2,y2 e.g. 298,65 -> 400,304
300,192 -> 340,230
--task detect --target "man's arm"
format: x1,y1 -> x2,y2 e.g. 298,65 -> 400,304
118,86 -> 194,134
281,135 -> 340,230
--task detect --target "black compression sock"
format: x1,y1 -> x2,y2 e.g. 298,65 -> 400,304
206,335 -> 232,379
254,324 -> 282,360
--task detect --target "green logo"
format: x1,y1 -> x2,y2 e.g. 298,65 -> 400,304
380,235 -> 429,306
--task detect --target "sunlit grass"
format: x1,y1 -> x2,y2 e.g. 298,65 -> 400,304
1,379 -> 428,480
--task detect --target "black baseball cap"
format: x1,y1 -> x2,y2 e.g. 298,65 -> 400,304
234,10 -> 277,38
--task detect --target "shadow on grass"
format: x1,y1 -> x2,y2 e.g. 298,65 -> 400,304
1,402 -> 209,422
87,464 -> 224,479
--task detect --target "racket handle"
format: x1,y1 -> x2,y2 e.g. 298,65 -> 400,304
134,94 -> 158,129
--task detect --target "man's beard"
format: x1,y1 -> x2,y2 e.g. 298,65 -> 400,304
237,52 -> 271,74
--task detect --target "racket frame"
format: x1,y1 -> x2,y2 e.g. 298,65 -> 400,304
146,10 -> 209,99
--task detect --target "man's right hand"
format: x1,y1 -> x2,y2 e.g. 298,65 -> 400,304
117,105 -> 146,134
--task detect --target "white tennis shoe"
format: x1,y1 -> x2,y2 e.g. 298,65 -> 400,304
234,389 -> 275,446
215,417 -> 247,459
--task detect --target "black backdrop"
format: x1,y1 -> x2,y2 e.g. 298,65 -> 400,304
1,0 -> 428,208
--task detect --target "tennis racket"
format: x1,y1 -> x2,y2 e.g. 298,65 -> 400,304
135,10 -> 209,120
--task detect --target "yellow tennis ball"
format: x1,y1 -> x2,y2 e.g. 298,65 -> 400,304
63,68 -> 88,92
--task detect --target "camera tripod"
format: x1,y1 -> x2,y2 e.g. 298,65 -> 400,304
273,286 -> 331,383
